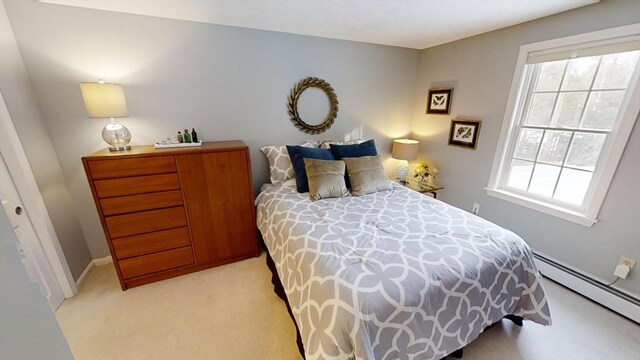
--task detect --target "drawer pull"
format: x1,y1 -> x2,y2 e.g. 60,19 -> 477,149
106,206 -> 187,238
112,227 -> 191,259
88,157 -> 176,179
100,190 -> 183,216
119,246 -> 194,279
95,174 -> 180,198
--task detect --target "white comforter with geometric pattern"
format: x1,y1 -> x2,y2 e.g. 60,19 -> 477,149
256,182 -> 551,360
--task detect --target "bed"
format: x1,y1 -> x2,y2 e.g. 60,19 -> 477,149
256,181 -> 551,360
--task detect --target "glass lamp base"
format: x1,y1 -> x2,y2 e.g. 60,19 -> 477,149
102,118 -> 132,152
108,145 -> 132,151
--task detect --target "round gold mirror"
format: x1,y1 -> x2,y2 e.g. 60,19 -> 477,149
287,77 -> 338,134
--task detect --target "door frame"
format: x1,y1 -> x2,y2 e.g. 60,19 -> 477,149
0,91 -> 77,298
1,155 -> 66,309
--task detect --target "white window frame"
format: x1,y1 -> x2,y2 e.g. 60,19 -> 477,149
487,24 -> 640,227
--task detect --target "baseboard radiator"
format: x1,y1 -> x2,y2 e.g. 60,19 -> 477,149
533,251 -> 640,323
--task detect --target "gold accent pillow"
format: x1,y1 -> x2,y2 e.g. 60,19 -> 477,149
343,155 -> 392,196
303,158 -> 349,201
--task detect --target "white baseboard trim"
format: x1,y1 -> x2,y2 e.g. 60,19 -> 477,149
534,251 -> 639,323
75,261 -> 95,290
93,255 -> 113,266
74,256 -> 113,291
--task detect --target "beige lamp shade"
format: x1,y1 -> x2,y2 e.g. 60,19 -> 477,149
391,139 -> 419,161
80,82 -> 128,118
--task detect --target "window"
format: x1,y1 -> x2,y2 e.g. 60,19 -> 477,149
487,25 -> 640,227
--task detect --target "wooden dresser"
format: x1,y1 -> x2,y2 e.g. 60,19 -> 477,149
82,141 -> 258,290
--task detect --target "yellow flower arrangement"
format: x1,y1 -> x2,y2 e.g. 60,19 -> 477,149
414,164 -> 439,183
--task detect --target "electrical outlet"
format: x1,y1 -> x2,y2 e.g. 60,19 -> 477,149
472,203 -> 480,215
619,256 -> 637,270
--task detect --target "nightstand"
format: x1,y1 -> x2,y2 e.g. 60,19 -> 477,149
398,179 -> 444,199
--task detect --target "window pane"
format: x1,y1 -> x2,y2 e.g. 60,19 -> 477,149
561,57 -> 599,91
551,92 -> 588,128
524,93 -> 556,126
565,133 -> 606,171
537,130 -> 572,165
514,129 -> 543,160
535,60 -> 566,91
593,51 -> 640,90
529,164 -> 561,197
554,168 -> 593,206
507,159 -> 533,191
581,90 -> 625,130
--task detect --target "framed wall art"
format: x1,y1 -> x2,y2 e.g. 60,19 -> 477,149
448,119 -> 481,149
287,77 -> 338,134
426,88 -> 453,114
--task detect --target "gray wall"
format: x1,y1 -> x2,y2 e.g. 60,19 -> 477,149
411,0 -> 640,295
0,208 -> 73,360
0,0 -> 91,280
4,1 -> 419,259
7,0 -> 635,296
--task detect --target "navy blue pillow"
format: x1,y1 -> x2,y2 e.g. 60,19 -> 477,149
329,139 -> 378,159
286,145 -> 335,193
329,140 -> 378,188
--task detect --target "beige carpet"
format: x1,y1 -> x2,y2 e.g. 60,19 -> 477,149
56,253 -> 640,360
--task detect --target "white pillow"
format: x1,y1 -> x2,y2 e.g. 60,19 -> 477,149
319,139 -> 363,149
304,140 -> 320,148
261,141 -> 316,184
281,178 -> 297,188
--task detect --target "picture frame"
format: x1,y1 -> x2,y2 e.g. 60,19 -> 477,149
426,88 -> 453,114
448,119 -> 481,149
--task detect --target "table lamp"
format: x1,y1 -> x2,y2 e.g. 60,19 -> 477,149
391,139 -> 419,183
80,80 -> 131,151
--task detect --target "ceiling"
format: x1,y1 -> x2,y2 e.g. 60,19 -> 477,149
39,0 -> 598,49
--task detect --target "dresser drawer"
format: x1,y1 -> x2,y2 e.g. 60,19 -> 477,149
112,227 -> 191,259
119,246 -> 194,279
100,190 -> 183,216
95,174 -> 180,198
106,206 -> 187,239
88,157 -> 176,180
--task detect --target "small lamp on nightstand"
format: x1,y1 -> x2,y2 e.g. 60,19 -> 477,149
80,80 -> 131,151
391,139 -> 419,184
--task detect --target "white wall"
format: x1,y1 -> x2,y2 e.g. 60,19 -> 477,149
411,0 -> 640,295
4,1 -> 419,259
0,208 -> 73,360
0,0 -> 91,280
